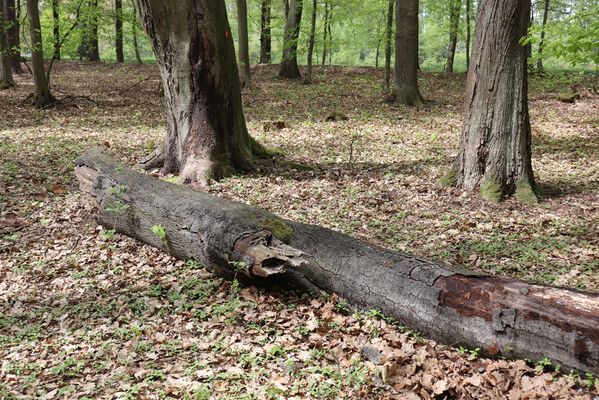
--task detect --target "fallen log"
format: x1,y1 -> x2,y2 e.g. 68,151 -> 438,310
75,148 -> 599,374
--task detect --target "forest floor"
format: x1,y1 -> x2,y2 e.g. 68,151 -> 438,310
0,61 -> 598,399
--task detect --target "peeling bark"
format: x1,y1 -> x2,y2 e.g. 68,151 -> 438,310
76,148 -> 599,375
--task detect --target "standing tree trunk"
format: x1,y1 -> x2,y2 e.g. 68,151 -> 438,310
52,0 -> 60,60
465,0 -> 471,70
236,0 -> 250,87
133,0 -> 268,187
0,0 -> 16,88
131,0 -> 142,65
115,0 -> 124,62
259,0 -> 271,63
26,0 -> 54,107
303,0 -> 316,83
327,7 -> 332,65
383,0 -> 393,90
537,0 -> 549,73
87,0 -> 100,61
321,0 -> 328,65
4,0 -> 21,73
445,0 -> 460,73
451,0 -> 537,203
279,0 -> 303,79
392,0 -> 424,106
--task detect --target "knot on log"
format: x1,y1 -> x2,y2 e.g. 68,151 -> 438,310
233,230 -> 306,278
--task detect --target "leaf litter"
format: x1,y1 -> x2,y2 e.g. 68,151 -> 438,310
0,62 -> 598,398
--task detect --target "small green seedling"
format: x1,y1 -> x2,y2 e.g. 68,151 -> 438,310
151,224 -> 167,244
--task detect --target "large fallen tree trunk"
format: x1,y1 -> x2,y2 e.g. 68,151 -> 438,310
75,148 -> 599,374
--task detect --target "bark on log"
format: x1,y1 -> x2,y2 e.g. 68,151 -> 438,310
75,148 -> 599,374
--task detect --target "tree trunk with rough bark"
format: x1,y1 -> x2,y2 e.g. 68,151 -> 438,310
130,0 -> 142,65
383,0 -> 393,90
3,0 -> 21,73
133,0 -> 267,187
87,0 -> 100,61
52,0 -> 60,60
75,147 -> 599,376
304,0 -> 316,83
115,0 -> 124,62
537,0 -> 549,73
445,0 -> 460,73
259,0 -> 271,63
27,0 -> 54,107
236,0 -> 250,87
465,0 -> 471,70
392,0 -> 423,106
279,0 -> 303,79
0,0 -> 15,88
451,0 -> 537,203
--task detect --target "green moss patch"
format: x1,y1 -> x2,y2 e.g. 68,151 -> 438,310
479,176 -> 503,203
438,167 -> 457,187
278,159 -> 315,171
263,219 -> 294,244
515,179 -> 539,204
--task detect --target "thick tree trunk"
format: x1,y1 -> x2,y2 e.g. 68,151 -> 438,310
453,0 -> 537,203
0,0 -> 16,88
383,0 -> 393,90
52,0 -> 60,60
445,0 -> 460,73
76,148 -> 599,376
303,0 -> 316,83
115,0 -> 124,62
87,0 -> 100,61
259,0 -> 271,64
465,0 -> 470,70
27,0 -> 54,107
537,0 -> 549,73
131,0 -> 142,65
236,0 -> 250,87
279,0 -> 303,79
321,0 -> 328,66
3,0 -> 21,73
133,0 -> 267,186
392,0 -> 424,106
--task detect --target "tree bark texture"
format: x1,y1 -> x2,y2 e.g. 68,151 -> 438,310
304,0 -> 316,83
52,0 -> 60,60
133,0 -> 266,186
131,0 -> 142,65
0,0 -> 15,88
393,0 -> 423,106
259,0 -> 271,63
75,148 -> 599,376
465,0 -> 471,70
236,0 -> 250,87
445,0 -> 460,73
115,0 -> 124,62
87,0 -> 100,61
26,0 -> 54,107
537,0 -> 549,73
3,0 -> 20,73
455,0 -> 537,203
383,0 -> 393,90
279,0 -> 303,79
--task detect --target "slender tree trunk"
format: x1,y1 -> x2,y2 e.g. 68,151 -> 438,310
465,0 -> 470,70
0,0 -> 16,88
321,0 -> 328,66
115,0 -> 124,62
87,0 -> 100,61
236,0 -> 250,87
304,0 -> 316,83
392,0 -> 424,106
26,0 -> 54,107
537,0 -> 549,73
131,0 -> 142,65
51,0 -> 60,60
445,0 -> 460,73
327,8 -> 332,65
453,0 -> 537,203
384,0 -> 393,90
4,0 -> 21,73
259,0 -> 271,63
279,0 -> 303,79
133,0 -> 267,187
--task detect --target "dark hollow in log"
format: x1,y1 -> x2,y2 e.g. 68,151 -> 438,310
75,148 -> 599,374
